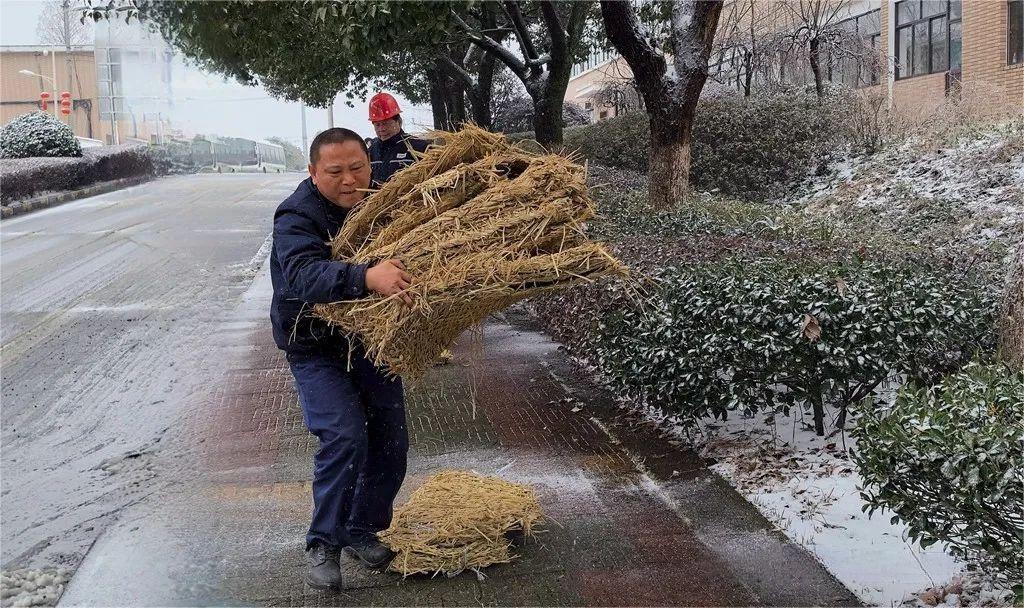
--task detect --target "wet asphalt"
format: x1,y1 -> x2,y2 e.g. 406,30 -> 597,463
1,173 -> 297,579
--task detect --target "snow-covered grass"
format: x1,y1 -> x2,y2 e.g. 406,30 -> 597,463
784,121 -> 1024,274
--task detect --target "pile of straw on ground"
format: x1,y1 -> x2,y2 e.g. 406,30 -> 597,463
314,125 -> 627,377
380,470 -> 543,577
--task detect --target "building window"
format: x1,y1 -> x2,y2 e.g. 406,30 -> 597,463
895,0 -> 962,79
1010,0 -> 1024,64
829,9 -> 882,87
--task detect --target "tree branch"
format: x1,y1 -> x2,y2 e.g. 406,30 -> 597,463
502,1 -> 539,61
437,52 -> 476,92
450,8 -> 529,80
669,0 -> 723,76
600,0 -> 666,93
540,0 -> 567,61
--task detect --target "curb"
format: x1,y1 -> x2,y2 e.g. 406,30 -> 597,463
0,175 -> 155,221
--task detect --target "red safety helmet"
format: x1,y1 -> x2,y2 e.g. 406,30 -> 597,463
368,92 -> 401,122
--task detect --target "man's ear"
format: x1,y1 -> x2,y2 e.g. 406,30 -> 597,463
307,164 -> 316,182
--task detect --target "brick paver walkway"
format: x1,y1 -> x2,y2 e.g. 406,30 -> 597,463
187,299 -> 859,607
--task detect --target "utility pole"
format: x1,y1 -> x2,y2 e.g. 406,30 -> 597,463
300,103 -> 308,162
45,49 -> 59,120
327,95 -> 335,128
62,0 -> 74,131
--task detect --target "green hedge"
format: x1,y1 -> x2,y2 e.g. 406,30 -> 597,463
853,362 -> 1023,584
0,144 -> 155,204
539,258 -> 996,436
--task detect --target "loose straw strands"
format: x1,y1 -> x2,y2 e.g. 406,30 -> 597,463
381,470 -> 543,577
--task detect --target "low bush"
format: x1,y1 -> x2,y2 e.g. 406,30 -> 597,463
853,361 -> 1023,585
541,258 -> 996,436
0,144 -> 155,203
560,91 -> 842,200
0,111 -> 82,159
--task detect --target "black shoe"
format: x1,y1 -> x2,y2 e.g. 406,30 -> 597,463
305,543 -> 343,590
343,538 -> 395,569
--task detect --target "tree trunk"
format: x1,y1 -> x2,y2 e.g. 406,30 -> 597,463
467,90 -> 491,129
648,137 -> 691,210
809,36 -> 825,98
448,81 -> 467,125
530,90 -> 562,148
471,53 -> 497,130
999,244 -> 1024,369
742,51 -> 753,97
426,68 -> 449,129
809,383 -> 826,437
600,0 -> 722,208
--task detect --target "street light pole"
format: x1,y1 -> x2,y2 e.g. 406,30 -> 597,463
300,103 -> 308,162
108,76 -> 119,145
44,49 -> 59,120
62,0 -> 75,132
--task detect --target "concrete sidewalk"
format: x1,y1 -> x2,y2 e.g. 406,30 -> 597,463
62,268 -> 859,607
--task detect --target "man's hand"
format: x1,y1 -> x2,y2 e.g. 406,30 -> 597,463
366,259 -> 415,307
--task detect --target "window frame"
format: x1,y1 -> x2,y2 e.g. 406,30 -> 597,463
894,0 -> 962,80
828,8 -> 883,88
1010,0 -> 1024,65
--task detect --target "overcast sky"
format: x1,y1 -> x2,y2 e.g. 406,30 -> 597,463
0,0 -> 433,147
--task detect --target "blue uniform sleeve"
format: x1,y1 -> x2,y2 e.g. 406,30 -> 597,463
273,207 -> 369,303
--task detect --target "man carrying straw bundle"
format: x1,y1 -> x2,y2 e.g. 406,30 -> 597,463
269,127 -> 415,591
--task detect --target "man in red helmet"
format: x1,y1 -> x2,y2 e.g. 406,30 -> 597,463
367,92 -> 428,187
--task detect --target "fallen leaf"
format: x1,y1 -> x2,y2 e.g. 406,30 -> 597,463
801,313 -> 822,342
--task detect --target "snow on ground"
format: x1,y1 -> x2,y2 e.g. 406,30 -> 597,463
0,569 -> 71,608
784,122 -> 1024,266
678,410 -> 1015,608
694,411 -> 958,607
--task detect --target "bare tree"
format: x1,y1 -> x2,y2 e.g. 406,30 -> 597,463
711,0 -> 788,96
780,0 -> 848,98
599,0 -> 724,209
592,78 -> 644,115
37,0 -> 91,46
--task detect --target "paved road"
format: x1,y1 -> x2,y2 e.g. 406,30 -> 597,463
0,174 -> 298,573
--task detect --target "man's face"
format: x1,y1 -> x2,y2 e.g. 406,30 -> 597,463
308,140 -> 371,208
372,117 -> 402,141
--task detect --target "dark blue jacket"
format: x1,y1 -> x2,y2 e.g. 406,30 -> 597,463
369,130 -> 429,186
270,177 -> 369,353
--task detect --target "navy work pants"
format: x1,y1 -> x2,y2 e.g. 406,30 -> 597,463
286,348 -> 408,550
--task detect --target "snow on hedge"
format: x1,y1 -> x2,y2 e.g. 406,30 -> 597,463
0,112 -> 82,159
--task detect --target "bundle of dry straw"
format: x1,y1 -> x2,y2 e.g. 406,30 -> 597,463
380,470 -> 543,576
314,125 -> 627,377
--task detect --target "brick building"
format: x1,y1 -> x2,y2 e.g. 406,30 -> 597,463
567,0 -> 1024,122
